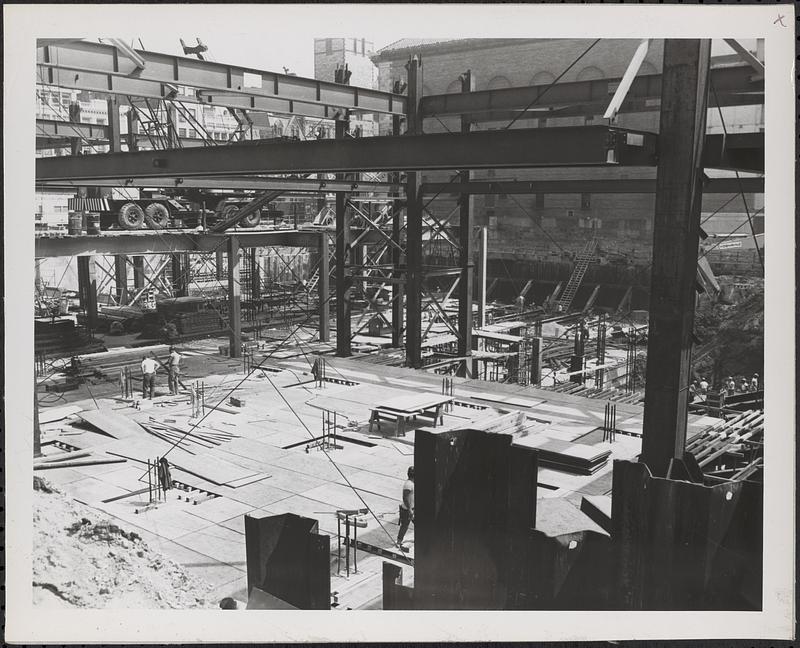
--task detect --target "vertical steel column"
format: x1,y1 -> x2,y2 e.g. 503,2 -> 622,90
405,55 -> 424,368
171,254 -> 187,297
132,256 -> 145,290
390,109 -> 404,348
477,226 -> 488,328
77,256 -> 98,330
640,39 -> 711,478
334,117 -> 352,357
249,248 -> 261,301
34,379 -> 42,459
106,98 -> 122,152
114,255 -> 128,304
456,70 -> 475,378
227,235 -> 242,358
126,107 -> 138,152
319,232 -> 330,342
215,248 -> 225,280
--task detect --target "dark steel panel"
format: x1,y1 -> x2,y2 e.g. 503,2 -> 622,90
420,65 -> 762,118
35,126 -> 659,180
37,39 -> 404,117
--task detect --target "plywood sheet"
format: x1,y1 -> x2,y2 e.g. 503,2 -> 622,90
78,408 -> 147,439
39,405 -> 83,424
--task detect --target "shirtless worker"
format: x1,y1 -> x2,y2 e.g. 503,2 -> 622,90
167,346 -> 181,395
396,466 -> 415,551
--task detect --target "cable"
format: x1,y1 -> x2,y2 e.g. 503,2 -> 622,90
505,39 -> 601,130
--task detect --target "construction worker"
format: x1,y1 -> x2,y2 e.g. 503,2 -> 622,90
396,466 -> 415,551
750,373 -> 759,392
168,346 -> 181,395
689,380 -> 699,402
698,377 -> 709,396
739,377 -> 748,393
141,355 -> 158,399
726,376 -> 736,393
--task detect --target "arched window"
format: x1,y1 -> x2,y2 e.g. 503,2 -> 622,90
576,66 -> 605,82
487,75 -> 512,90
529,71 -> 556,86
445,79 -> 462,94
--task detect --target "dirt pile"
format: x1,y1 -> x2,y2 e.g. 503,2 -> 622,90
33,476 -> 215,609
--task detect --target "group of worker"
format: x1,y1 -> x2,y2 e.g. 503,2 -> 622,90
140,347 -> 182,399
689,373 -> 760,402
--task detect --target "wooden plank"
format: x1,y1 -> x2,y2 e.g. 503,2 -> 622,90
77,408 -> 147,440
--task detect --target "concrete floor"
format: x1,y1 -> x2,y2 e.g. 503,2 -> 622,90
36,335 -> 720,609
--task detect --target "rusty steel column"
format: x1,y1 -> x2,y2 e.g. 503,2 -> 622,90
404,55 -> 423,368
318,231 -> 330,343
77,256 -> 98,330
334,119 -> 352,357
227,235 -> 242,358
106,97 -> 122,152
114,255 -> 128,304
457,70 -> 475,378
640,39 -> 711,478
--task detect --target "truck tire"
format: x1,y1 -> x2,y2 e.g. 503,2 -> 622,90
117,202 -> 145,230
239,210 -> 261,228
144,203 -> 170,229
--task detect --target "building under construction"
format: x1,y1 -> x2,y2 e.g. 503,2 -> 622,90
28,35 -> 767,614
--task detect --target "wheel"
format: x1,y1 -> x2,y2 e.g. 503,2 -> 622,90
144,203 -> 170,229
117,202 -> 145,230
239,210 -> 261,228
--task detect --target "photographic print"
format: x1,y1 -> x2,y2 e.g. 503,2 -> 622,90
4,3 -> 794,644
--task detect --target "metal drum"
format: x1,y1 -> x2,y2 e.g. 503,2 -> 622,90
68,211 -> 84,235
86,212 -> 101,235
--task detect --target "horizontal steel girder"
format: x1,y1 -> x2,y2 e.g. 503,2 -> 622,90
33,228 -> 384,258
38,40 -> 404,118
35,119 -> 210,150
35,126 -> 660,181
36,174 -> 400,194
420,175 -> 764,195
420,65 -> 762,120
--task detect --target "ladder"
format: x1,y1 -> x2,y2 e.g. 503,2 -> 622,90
556,238 -> 597,313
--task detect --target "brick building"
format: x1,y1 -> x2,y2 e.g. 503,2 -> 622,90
370,38 -> 763,269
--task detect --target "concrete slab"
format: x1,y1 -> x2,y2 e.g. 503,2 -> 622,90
63,476 -> 131,505
34,466 -> 89,486
217,480 -> 295,508
174,523 -> 248,568
183,496 -> 258,525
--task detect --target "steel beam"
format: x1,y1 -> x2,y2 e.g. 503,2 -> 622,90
114,255 -> 128,304
36,173 -> 400,194
457,71 -> 475,378
318,232 -> 330,343
420,175 -> 763,195
35,125 -> 662,181
77,255 -> 98,329
107,98 -> 122,153
640,39 -> 711,479
404,57 -> 424,369
419,65 -> 761,119
227,235 -> 242,358
334,190 -> 352,357
38,40 -> 404,118
132,256 -> 145,289
33,230 -> 344,258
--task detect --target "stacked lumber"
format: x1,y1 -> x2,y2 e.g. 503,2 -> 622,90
545,381 -> 644,404
139,417 -> 240,455
35,319 -> 106,357
70,346 -> 170,378
173,310 -> 226,335
515,437 -> 612,475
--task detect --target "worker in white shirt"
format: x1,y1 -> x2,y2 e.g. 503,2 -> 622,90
167,346 -> 181,395
141,355 -> 159,399
750,373 -> 759,392
396,466 -> 415,551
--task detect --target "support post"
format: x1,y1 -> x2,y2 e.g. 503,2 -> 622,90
640,39 -> 711,478
335,119 -> 352,356
126,106 -> 138,152
249,248 -> 261,301
477,226 -> 488,329
77,255 -> 98,330
318,232 -> 330,342
132,256 -> 145,290
456,70 -> 475,378
390,107 -> 404,347
106,97 -> 122,152
113,255 -> 128,304
405,55 -> 423,368
171,254 -> 188,297
34,379 -> 42,459
215,248 -> 225,280
227,235 -> 242,358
